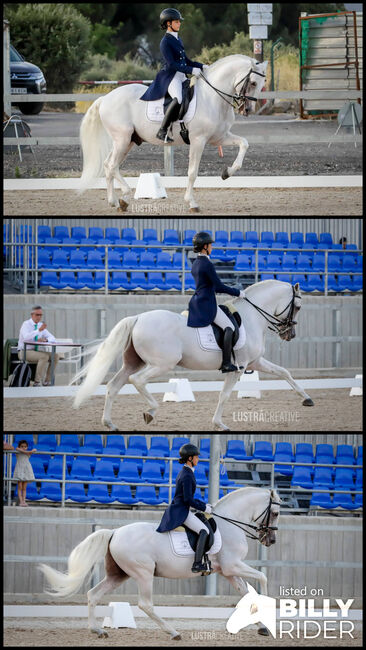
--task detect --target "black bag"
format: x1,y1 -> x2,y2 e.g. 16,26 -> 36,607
9,362 -> 32,387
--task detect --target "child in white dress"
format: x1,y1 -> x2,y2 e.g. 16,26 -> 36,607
13,439 -> 37,506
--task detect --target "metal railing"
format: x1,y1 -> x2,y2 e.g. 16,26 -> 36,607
3,241 -> 363,296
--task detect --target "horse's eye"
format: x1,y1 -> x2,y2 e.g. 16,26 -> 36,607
251,81 -> 257,88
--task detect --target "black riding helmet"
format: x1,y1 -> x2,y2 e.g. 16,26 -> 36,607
193,231 -> 214,253
160,8 -> 184,29
179,443 -> 200,464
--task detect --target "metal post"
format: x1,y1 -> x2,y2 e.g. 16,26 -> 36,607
205,435 -> 221,596
333,308 -> 341,368
61,453 -> 66,507
104,245 -> 108,295
3,20 -> 11,116
164,147 -> 174,176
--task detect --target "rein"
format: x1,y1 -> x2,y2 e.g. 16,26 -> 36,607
243,285 -> 300,335
199,67 -> 266,114
212,497 -> 281,542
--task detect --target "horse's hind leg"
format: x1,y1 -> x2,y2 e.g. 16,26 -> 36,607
87,555 -> 129,637
212,371 -> 239,430
104,135 -> 134,208
129,362 -> 180,425
136,570 -> 181,639
102,345 -> 144,430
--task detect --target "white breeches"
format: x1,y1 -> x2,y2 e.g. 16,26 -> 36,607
183,510 -> 209,534
213,306 -> 235,331
167,71 -> 186,103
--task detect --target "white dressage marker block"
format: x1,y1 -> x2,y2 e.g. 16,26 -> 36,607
237,370 -> 261,399
103,602 -> 136,629
134,172 -> 167,199
163,378 -> 195,402
350,374 -> 363,396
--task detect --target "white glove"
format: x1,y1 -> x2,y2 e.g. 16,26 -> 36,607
239,290 -> 246,298
202,64 -> 209,69
205,503 -> 213,514
192,67 -> 201,77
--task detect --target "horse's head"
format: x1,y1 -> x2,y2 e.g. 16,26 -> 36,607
253,489 -> 281,548
275,282 -> 302,341
235,59 -> 268,115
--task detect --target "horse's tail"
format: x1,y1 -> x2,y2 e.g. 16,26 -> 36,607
79,96 -> 112,189
72,315 -> 138,409
38,529 -> 114,598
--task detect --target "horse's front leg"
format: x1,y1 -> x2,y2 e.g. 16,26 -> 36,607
212,371 -> 239,431
219,131 -> 249,180
250,356 -> 314,406
184,135 -> 207,212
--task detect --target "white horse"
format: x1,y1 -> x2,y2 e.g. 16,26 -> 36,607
39,487 -> 281,639
79,54 -> 267,212
71,280 -> 314,431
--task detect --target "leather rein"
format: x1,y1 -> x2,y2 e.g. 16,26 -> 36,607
243,285 -> 300,336
199,67 -> 266,114
211,497 -> 281,542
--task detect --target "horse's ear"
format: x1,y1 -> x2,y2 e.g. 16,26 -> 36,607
294,282 -> 300,292
262,61 -> 268,72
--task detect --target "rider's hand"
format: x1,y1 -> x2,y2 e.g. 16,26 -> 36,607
239,290 -> 246,298
192,68 -> 201,78
205,503 -> 213,514
202,64 -> 209,70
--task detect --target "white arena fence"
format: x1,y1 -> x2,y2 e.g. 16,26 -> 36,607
3,241 -> 363,296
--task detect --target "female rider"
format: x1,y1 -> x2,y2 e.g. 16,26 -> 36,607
188,232 -> 246,372
156,443 -> 213,573
140,8 -> 207,143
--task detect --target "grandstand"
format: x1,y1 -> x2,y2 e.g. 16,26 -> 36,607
4,434 -> 362,514
3,219 -> 363,295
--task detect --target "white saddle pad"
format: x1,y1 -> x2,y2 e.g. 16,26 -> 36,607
168,527 -> 222,558
196,323 -> 246,352
146,87 -> 197,123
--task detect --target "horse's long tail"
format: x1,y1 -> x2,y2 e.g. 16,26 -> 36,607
79,96 -> 112,189
72,315 -> 138,409
38,529 -> 114,597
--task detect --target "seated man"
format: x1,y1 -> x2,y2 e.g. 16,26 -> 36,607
17,305 -> 59,386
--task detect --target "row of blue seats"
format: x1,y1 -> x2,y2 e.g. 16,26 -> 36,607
290,466 -> 362,489
310,492 -> 362,510
39,271 -> 194,291
258,273 -> 362,292
16,482 -> 225,505
234,252 -> 362,271
37,250 -> 191,269
4,224 -> 354,248
224,440 -> 363,464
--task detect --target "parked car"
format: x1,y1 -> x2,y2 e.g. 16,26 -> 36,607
10,44 -> 47,115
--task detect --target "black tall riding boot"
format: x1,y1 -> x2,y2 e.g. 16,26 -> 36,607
191,529 -> 209,573
221,327 -> 238,373
156,98 -> 180,143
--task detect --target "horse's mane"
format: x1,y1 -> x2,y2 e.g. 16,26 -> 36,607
223,279 -> 292,308
215,485 -> 281,508
207,53 -> 256,71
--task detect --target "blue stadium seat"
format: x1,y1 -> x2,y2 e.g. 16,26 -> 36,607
89,227 -> 104,241
38,225 -> 52,242
82,434 -> 103,455
104,435 -> 126,454
39,271 -> 60,289
312,253 -> 325,272
129,272 -> 149,290
46,456 -> 67,479
87,483 -> 113,504
274,442 -> 294,476
305,274 -> 324,292
105,227 -> 120,242
109,271 -> 130,290
60,434 -> 80,449
149,436 -> 170,456
14,434 -> 34,449
40,481 -> 62,501
86,251 -> 104,269
319,233 -> 333,246
54,226 -> 69,241
183,229 -> 196,245
69,250 -> 87,269
253,441 -> 274,461
70,226 -> 87,242
305,233 -> 318,246
69,458 -> 93,481
139,252 -> 156,269
121,251 -> 139,269
282,254 -> 297,271
290,232 -> 304,246
51,250 -> 69,269
29,456 -> 47,478
121,227 -> 137,243
170,437 -> 190,457
43,237 -> 60,255
140,460 -> 168,484
135,485 -> 161,505
328,256 -> 342,272
315,444 -> 334,465
261,231 -> 274,245
338,275 -> 353,292
182,273 -> 195,290
276,232 -> 289,245
352,275 -> 362,291
342,256 -> 357,272
143,228 -> 158,243
146,272 -> 166,290
356,446 -> 363,463
107,251 -> 123,269
271,241 -> 287,250
110,484 -> 136,504
245,231 -> 259,245
158,487 -> 172,504
38,250 -> 52,269
146,239 -> 162,255
172,252 -> 190,269
22,482 -> 42,501
310,493 -> 334,509
128,436 -> 148,453
65,483 -> 89,503
225,440 -> 253,460
334,468 -> 355,489
234,254 -> 252,271
354,494 -> 363,508
296,254 -> 312,272
156,252 -> 173,269
292,274 -> 308,291
61,238 -> 79,254
291,467 -> 313,489
295,443 -> 314,462
327,275 -> 340,292
230,231 -> 244,246
117,460 -> 141,482
94,459 -> 118,482
336,445 -> 355,465
333,493 -> 358,510
164,272 -> 182,290
36,434 -> 57,451
163,229 -> 180,246
58,271 -> 77,289
266,254 -> 283,272
193,463 -> 209,485
313,467 -> 334,489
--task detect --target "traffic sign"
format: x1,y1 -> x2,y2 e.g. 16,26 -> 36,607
250,25 -> 268,40
248,12 -> 273,24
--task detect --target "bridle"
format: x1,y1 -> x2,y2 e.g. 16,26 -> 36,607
199,67 -> 266,115
212,496 -> 281,542
243,285 -> 300,336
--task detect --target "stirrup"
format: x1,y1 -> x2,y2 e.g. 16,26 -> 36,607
156,128 -> 173,143
221,363 -> 238,373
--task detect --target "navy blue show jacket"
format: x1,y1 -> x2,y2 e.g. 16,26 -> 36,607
187,255 -> 240,328
140,33 -> 203,101
156,466 -> 207,533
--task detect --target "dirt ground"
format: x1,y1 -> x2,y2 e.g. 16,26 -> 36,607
3,389 -> 362,431
3,186 -> 362,216
4,621 -> 363,647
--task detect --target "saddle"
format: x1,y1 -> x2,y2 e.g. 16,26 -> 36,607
212,304 -> 241,351
174,512 -> 217,553
163,79 -> 194,144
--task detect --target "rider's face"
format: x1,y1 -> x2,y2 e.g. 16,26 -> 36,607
168,19 -> 181,31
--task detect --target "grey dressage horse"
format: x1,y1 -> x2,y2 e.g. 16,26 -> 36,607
79,54 -> 268,211
39,487 -> 281,639
71,280 -> 314,431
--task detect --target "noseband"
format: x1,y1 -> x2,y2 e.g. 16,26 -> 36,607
199,67 -> 266,114
212,496 -> 281,542
243,285 -> 300,336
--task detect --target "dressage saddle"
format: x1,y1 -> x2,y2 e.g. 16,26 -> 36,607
212,304 -> 241,351
163,79 -> 194,145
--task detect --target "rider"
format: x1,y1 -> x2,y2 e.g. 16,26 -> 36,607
156,443 -> 213,573
188,232 -> 246,373
140,8 -> 206,143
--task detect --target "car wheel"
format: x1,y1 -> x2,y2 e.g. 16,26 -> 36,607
19,102 -> 44,115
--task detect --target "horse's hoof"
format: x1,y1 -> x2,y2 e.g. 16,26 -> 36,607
172,633 -> 181,641
91,628 -> 108,638
117,198 -> 129,212
258,627 -> 269,636
221,166 -> 229,180
189,207 -> 199,213
303,398 -> 314,406
143,412 -> 154,424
